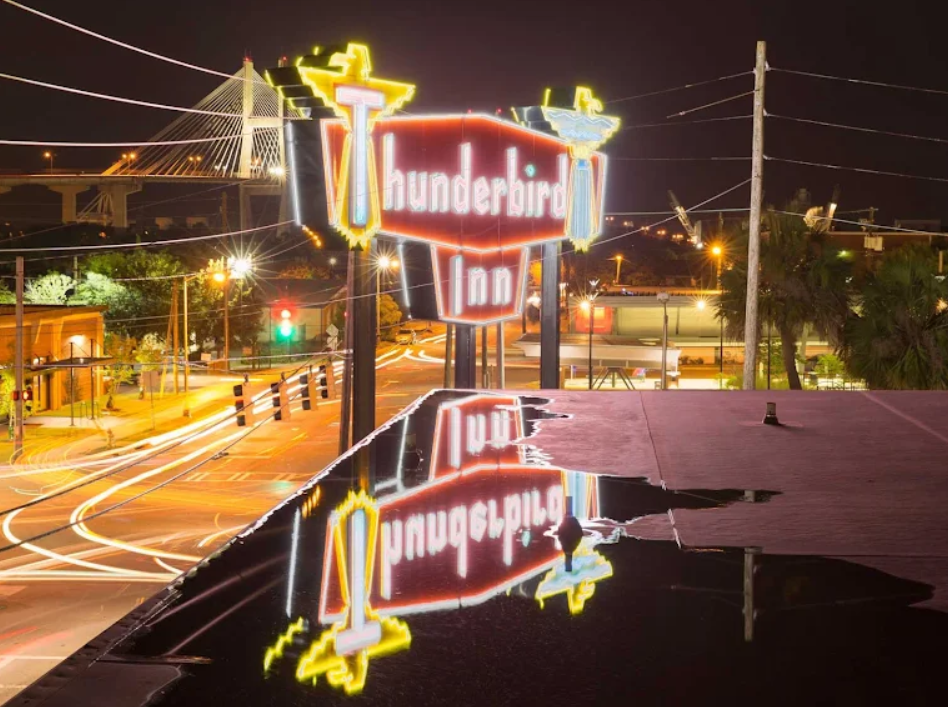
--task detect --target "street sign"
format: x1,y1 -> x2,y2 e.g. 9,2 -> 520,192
326,323 -> 339,338
141,370 -> 159,391
327,336 -> 339,352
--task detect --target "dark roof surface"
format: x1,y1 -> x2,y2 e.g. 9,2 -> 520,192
14,390 -> 948,707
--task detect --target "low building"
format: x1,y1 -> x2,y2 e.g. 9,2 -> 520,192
0,305 -> 107,412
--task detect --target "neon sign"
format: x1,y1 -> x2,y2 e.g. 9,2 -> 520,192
265,394 -> 614,696
427,394 -> 527,477
295,490 -> 411,695
322,108 -> 614,324
297,43 -> 416,250
539,87 -> 620,253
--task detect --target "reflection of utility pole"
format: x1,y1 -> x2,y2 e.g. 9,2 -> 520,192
744,546 -> 760,642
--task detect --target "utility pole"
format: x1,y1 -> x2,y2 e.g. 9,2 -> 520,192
171,281 -> 179,394
742,41 -> 766,390
223,278 -> 231,371
14,257 -> 24,458
183,276 -> 190,417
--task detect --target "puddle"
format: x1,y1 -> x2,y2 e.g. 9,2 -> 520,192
21,391 -> 948,707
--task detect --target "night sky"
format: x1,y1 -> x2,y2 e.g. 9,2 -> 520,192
2,0 -> 948,225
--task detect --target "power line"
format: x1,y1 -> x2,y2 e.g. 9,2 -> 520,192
565,178 -> 753,254
607,71 -> 752,104
0,221 -> 293,253
666,91 -> 753,119
766,155 -> 948,185
611,156 -> 750,162
773,210 -> 948,234
770,66 -> 948,98
622,115 -> 752,131
0,71 -> 285,119
767,112 -> 948,145
0,136 -> 242,148
1,0 -> 263,84
606,207 -> 750,216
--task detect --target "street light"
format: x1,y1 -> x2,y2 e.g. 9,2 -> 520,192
657,292 -> 670,390
43,151 -> 53,173
613,254 -> 624,284
208,256 -> 254,370
581,278 -> 600,390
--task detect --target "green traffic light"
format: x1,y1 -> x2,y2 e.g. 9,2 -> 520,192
278,321 -> 293,340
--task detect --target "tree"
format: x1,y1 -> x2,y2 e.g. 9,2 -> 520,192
0,368 -> 14,419
378,293 -> 402,341
718,192 -> 851,389
25,273 -> 74,304
71,272 -> 129,308
102,333 -> 136,409
841,245 -> 948,389
0,282 -> 14,305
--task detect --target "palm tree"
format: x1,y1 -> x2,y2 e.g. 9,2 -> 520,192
842,244 -> 948,389
718,192 -> 851,389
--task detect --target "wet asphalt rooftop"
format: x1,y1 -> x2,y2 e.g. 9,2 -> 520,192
12,390 -> 948,706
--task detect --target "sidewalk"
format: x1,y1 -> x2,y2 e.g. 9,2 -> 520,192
2,371 -> 286,463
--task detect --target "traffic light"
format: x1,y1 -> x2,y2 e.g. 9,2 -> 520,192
317,362 -> 336,399
276,307 -> 295,342
299,373 -> 317,411
233,383 -> 255,427
270,380 -> 292,422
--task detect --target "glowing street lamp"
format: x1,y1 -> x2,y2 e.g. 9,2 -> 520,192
43,151 -> 54,173
582,278 -> 600,390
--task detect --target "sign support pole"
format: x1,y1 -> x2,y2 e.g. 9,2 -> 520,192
352,247 -> 377,445
454,325 -> 476,388
480,326 -> 489,388
443,323 -> 454,388
339,251 -> 355,454
496,322 -> 506,389
540,242 -> 561,389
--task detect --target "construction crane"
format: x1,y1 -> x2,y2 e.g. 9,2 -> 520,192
804,185 -> 840,233
668,190 -> 702,246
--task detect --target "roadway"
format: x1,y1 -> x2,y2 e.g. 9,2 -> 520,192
0,328 -> 541,704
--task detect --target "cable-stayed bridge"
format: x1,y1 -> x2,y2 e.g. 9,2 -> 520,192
0,61 -> 292,228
